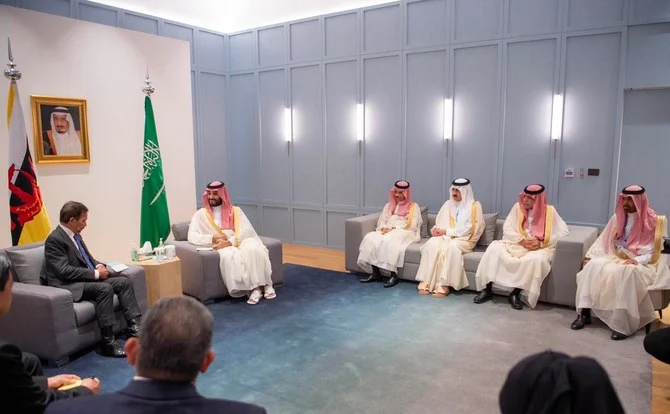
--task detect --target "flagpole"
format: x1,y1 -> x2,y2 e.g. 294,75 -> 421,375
4,37 -> 22,81
143,65 -> 155,96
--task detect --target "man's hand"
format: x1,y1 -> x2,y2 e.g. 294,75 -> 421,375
520,238 -> 540,251
380,228 -> 392,235
213,240 -> 232,250
624,258 -> 638,266
212,234 -> 227,244
431,227 -> 446,237
47,374 -> 80,389
97,265 -> 109,280
80,378 -> 101,395
582,258 -> 591,268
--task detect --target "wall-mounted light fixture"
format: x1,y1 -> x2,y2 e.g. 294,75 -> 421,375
443,98 -> 453,141
550,94 -> 563,140
284,107 -> 292,142
356,103 -> 364,154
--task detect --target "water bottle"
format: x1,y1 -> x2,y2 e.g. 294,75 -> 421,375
156,238 -> 166,263
131,247 -> 139,262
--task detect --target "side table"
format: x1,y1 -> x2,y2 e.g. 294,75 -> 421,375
131,257 -> 183,306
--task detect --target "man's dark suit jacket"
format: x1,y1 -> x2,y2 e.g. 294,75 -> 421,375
42,226 -> 102,301
0,340 -> 91,413
45,379 -> 268,414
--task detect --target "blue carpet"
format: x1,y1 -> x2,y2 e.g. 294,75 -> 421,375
45,264 -> 651,413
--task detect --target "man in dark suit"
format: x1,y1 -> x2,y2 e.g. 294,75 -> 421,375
42,201 -> 142,357
46,296 -> 267,414
0,254 -> 100,413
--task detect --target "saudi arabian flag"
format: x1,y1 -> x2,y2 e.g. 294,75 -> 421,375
140,95 -> 170,247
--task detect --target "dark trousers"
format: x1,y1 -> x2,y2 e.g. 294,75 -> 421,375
644,327 -> 670,364
22,351 -> 43,376
80,277 -> 141,328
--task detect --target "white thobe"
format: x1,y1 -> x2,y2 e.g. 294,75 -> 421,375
415,200 -> 485,292
575,214 -> 670,335
188,206 -> 272,298
357,202 -> 422,274
475,203 -> 569,308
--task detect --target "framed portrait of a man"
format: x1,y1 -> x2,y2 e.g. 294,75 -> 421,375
30,96 -> 90,164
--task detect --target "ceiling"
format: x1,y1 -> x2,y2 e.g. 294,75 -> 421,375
90,0 -> 395,33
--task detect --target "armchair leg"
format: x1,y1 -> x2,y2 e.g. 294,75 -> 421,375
660,309 -> 663,319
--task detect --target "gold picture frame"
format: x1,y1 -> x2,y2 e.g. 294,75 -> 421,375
30,95 -> 90,164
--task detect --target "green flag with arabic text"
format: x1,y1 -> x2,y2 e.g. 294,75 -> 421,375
140,96 -> 170,247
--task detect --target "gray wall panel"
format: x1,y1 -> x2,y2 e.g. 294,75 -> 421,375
559,33 -> 622,225
229,32 -> 256,71
407,0 -> 448,48
363,4 -> 402,53
78,2 -> 117,27
626,24 -> 670,89
405,50 -> 447,212
501,39 -> 556,214
325,61 -> 359,209
567,0 -> 625,29
259,69 -> 290,203
363,56 -> 402,210
293,209 -> 323,245
22,0 -> 69,17
631,0 -> 670,23
197,73 -> 227,185
228,74 -> 260,201
258,26 -> 287,67
619,89 -> 670,219
453,45 -> 500,213
327,211 -> 357,248
291,65 -> 323,205
238,204 -> 260,230
162,23 -> 194,64
261,207 -> 290,241
454,0 -> 502,43
122,13 -> 158,35
507,0 -> 560,36
197,31 -> 226,72
325,12 -> 358,58
290,19 -> 322,61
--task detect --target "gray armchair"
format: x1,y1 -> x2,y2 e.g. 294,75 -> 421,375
167,221 -> 284,302
0,242 -> 148,366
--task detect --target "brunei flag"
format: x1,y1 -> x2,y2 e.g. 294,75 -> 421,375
7,81 -> 50,245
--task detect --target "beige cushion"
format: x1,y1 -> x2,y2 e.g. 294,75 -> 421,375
6,246 -> 44,285
478,213 -> 500,246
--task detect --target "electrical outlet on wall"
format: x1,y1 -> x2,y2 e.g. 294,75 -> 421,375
564,168 -> 575,178
580,168 -> 585,179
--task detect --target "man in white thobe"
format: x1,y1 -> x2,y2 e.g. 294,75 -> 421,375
188,181 -> 274,305
358,180 -> 422,288
474,184 -> 569,310
571,185 -> 670,340
42,107 -> 82,156
415,178 -> 484,297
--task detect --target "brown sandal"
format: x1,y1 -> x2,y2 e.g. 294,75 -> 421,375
432,288 -> 451,298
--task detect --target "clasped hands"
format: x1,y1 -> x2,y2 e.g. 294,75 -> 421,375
519,237 -> 541,251
379,227 -> 394,235
47,374 -> 100,394
212,234 -> 232,250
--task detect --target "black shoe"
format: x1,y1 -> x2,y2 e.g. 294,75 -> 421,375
509,293 -> 523,310
384,273 -> 399,288
99,340 -> 127,357
473,289 -> 493,304
360,273 -> 380,283
570,314 -> 592,330
611,331 -> 629,341
126,318 -> 141,338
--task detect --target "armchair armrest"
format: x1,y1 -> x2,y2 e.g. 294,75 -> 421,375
543,225 -> 599,307
121,265 -> 148,313
345,213 -> 381,272
167,240 -> 220,300
0,283 -> 77,362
